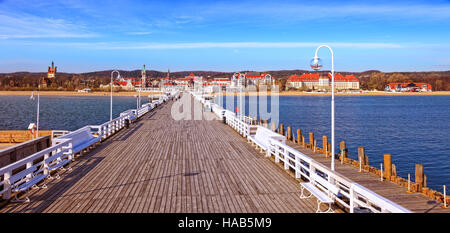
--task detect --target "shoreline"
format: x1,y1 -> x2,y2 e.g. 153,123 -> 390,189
0,91 -> 162,97
0,90 -> 449,96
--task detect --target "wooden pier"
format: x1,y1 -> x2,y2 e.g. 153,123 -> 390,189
1,93 -> 448,213
0,96 -> 319,213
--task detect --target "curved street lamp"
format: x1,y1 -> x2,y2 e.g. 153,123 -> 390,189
110,70 -> 120,122
310,44 -> 336,171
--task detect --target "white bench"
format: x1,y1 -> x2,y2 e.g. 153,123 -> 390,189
300,172 -> 340,213
10,165 -> 48,202
53,127 -> 100,155
248,126 -> 286,152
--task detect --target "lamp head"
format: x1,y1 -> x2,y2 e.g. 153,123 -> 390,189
310,57 -> 323,71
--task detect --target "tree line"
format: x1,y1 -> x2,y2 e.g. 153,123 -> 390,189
0,70 -> 449,91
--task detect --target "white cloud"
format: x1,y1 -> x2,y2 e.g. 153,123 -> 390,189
0,10 -> 96,39
104,42 -> 403,50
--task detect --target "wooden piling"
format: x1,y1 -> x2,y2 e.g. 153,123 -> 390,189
272,122 -> 276,132
322,136 -> 328,156
313,139 -> 317,153
308,132 -> 314,149
302,136 -> 305,148
287,126 -> 292,141
384,154 -> 392,180
264,120 -> 268,128
358,146 -> 368,166
280,124 -> 284,136
415,164 -> 424,192
297,129 -> 302,145
340,141 -> 347,163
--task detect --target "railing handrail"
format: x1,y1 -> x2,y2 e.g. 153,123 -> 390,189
0,138 -> 72,175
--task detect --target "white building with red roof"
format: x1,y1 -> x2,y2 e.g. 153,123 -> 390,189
211,78 -> 231,86
231,72 -> 274,88
287,73 -> 360,90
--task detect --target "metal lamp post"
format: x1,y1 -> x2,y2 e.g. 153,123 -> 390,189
30,90 -> 40,137
310,44 -> 336,171
110,70 -> 120,122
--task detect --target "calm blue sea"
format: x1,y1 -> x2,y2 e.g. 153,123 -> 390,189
0,95 -> 448,191
0,95 -> 148,131
219,95 -> 450,191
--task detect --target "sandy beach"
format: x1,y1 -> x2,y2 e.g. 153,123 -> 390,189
0,91 -> 162,97
0,90 -> 449,97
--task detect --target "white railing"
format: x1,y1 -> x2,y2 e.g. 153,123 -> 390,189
0,138 -> 73,199
268,139 -> 411,213
191,91 -> 411,213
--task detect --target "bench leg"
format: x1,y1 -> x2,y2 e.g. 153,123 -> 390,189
11,193 -> 30,203
316,200 -> 334,213
299,186 -> 312,199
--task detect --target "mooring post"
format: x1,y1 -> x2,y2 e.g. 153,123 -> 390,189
287,126 -> 292,141
297,129 -> 302,145
322,136 -> 328,156
272,122 -> 276,132
309,132 -> 314,149
380,163 -> 383,181
358,146 -> 368,167
415,164 -> 424,192
313,139 -> 317,153
340,141 -> 347,164
408,173 -> 411,192
444,185 -> 447,208
302,136 -> 305,148
384,154 -> 392,181
264,120 -> 268,128
392,164 -> 397,178
280,124 -> 284,136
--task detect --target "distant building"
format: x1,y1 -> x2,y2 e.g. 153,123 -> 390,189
287,73 -> 360,90
141,64 -> 147,88
48,61 -> 57,79
211,78 -> 231,86
231,72 -> 274,88
78,88 -> 92,93
385,82 -> 432,92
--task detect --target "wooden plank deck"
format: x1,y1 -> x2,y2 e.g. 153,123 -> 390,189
284,140 -> 450,213
0,96 -> 319,213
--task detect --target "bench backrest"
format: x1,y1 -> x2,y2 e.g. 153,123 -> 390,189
311,172 -> 340,196
254,126 -> 286,148
54,127 -> 95,147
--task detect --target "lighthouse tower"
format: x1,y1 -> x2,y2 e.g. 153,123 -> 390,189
141,64 -> 146,88
48,61 -> 57,79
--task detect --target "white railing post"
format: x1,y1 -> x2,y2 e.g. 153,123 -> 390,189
295,155 -> 301,179
3,172 -> 11,199
43,152 -> 49,176
25,161 -> 32,181
275,146 -> 280,163
350,184 -> 355,213
284,148 -> 289,170
68,141 -> 73,161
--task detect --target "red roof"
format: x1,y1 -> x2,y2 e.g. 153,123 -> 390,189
188,73 -> 195,77
213,78 -> 230,82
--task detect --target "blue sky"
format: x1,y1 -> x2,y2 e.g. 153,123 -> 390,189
1,0 -> 450,73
